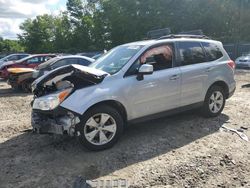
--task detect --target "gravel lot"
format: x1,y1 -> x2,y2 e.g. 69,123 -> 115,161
0,70 -> 250,188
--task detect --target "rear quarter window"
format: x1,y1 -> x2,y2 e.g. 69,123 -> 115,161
202,42 -> 223,61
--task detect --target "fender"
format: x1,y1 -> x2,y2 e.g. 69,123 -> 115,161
60,83 -> 128,116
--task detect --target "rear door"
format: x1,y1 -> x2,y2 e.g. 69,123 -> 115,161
177,41 -> 211,106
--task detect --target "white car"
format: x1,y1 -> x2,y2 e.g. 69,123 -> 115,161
31,35 -> 236,151
235,53 -> 250,69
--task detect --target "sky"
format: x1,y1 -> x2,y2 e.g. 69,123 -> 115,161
0,0 -> 67,39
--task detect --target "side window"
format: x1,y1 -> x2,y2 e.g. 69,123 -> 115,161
51,58 -> 78,69
141,44 -> 173,71
78,58 -> 92,66
27,57 -> 39,64
8,55 -> 18,61
51,59 -> 68,69
67,58 -> 78,64
44,56 -> 52,62
18,55 -> 24,59
126,44 -> 174,76
178,42 -> 206,65
202,42 -> 223,61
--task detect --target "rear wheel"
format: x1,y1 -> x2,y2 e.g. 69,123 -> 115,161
202,86 -> 226,117
77,105 -> 124,151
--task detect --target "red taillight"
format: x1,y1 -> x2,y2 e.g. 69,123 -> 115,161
227,60 -> 236,70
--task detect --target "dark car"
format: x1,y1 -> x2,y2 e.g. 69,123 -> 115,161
8,55 -> 94,92
0,54 -> 56,79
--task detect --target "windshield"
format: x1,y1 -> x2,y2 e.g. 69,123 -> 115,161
16,55 -> 32,63
37,57 -> 60,70
89,45 -> 143,74
0,55 -> 11,61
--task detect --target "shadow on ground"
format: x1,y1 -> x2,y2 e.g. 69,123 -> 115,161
0,111 -> 229,187
0,80 -> 31,97
242,84 -> 250,88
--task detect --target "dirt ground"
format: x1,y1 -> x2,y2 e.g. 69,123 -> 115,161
0,70 -> 250,188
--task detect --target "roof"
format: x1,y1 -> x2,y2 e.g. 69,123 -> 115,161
122,40 -> 156,46
31,54 -> 56,56
121,36 -> 219,48
37,55 -> 95,70
57,55 -> 95,62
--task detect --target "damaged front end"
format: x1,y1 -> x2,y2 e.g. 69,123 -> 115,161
7,68 -> 34,90
31,64 -> 109,136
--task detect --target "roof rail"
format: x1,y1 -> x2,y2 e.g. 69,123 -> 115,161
178,29 -> 204,35
158,34 -> 210,40
147,28 -> 171,39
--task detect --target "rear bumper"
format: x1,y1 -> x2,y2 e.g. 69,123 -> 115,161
31,109 -> 80,136
228,86 -> 236,98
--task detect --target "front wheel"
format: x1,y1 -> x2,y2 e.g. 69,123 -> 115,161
202,86 -> 226,117
77,105 -> 124,151
21,81 -> 32,93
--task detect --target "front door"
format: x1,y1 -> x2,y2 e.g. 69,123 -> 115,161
123,43 -> 181,120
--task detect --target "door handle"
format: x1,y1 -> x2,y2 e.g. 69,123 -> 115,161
169,75 -> 180,81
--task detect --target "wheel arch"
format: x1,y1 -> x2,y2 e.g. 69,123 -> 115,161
207,81 -> 230,99
83,100 -> 128,123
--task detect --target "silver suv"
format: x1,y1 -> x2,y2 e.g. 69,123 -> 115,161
31,35 -> 236,151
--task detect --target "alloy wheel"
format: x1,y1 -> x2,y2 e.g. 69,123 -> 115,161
84,113 -> 117,146
209,91 -> 224,113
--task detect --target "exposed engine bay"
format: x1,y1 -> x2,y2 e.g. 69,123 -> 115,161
31,64 -> 109,136
32,64 -> 109,98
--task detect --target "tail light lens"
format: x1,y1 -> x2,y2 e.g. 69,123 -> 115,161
227,60 -> 236,70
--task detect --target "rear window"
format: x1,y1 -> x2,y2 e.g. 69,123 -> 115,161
178,42 -> 206,65
202,42 -> 223,61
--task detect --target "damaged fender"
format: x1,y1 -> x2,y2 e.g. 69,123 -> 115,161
32,64 -> 128,116
60,78 -> 128,116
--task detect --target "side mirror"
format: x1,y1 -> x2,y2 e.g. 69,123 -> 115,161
137,64 -> 153,81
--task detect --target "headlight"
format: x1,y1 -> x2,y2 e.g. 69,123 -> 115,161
33,88 -> 72,111
32,70 -> 40,78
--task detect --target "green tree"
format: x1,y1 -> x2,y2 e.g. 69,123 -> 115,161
0,37 -> 24,53
19,14 -> 57,53
18,0 -> 250,53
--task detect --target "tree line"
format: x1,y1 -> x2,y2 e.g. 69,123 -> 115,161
0,37 -> 24,54
4,0 -> 250,53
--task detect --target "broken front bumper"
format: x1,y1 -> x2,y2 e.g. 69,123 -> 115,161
31,108 -> 80,136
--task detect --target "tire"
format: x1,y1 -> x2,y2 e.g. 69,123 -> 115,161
10,83 -> 21,91
76,105 -> 124,151
202,85 -> 226,118
21,81 -> 31,93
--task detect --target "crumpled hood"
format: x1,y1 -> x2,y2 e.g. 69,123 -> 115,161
7,67 -> 35,74
32,64 -> 109,95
